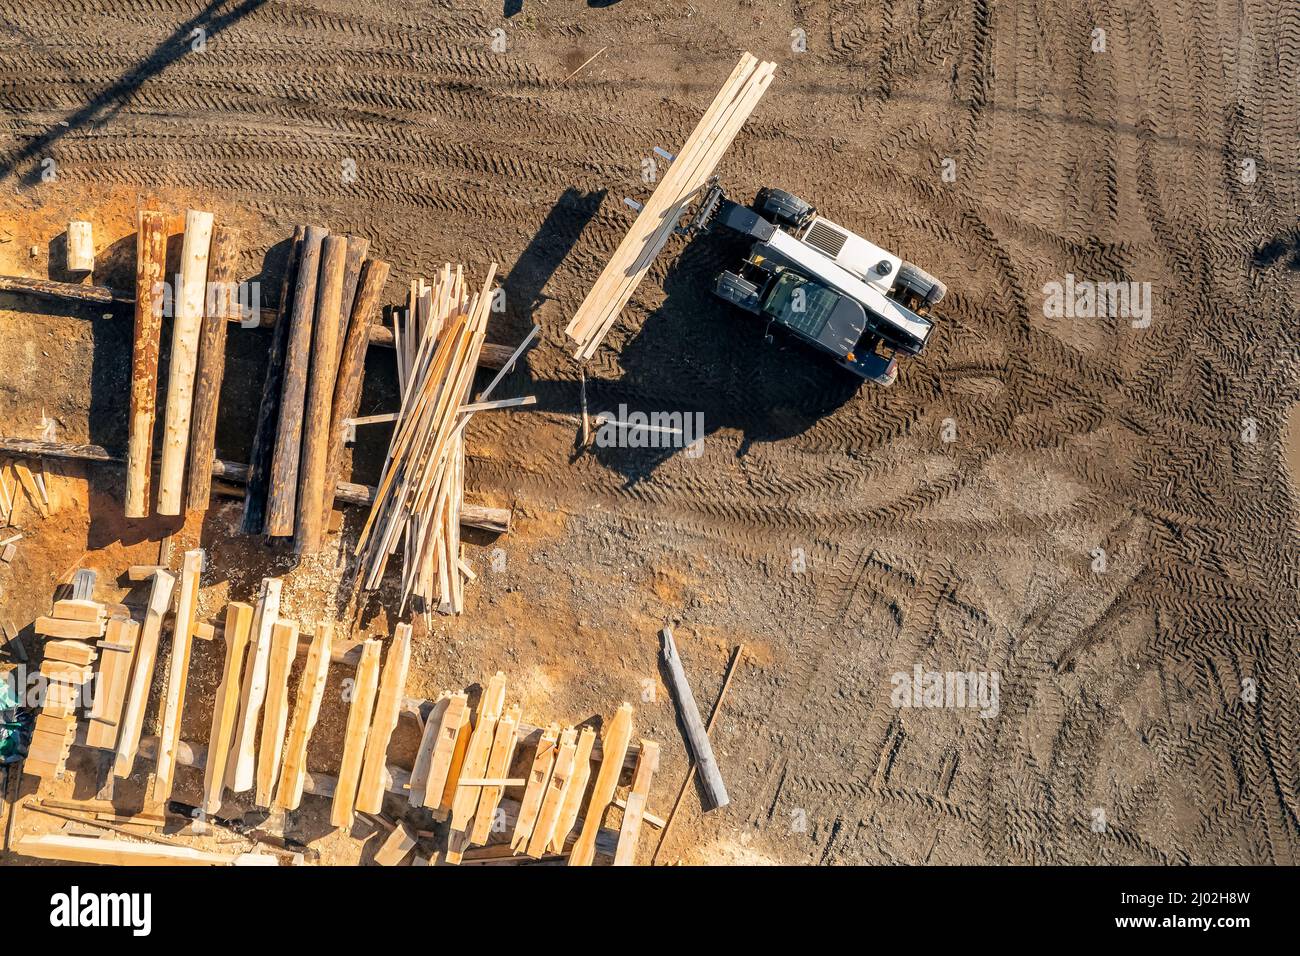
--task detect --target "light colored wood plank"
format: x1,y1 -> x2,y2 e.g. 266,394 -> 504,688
527,726 -> 578,858
14,833 -> 247,866
355,624 -> 412,813
568,702 -> 633,866
274,623 -> 332,811
444,672 -> 506,862
202,602 -> 253,814
34,617 -> 102,640
84,616 -> 139,750
254,619 -> 298,806
113,570 -> 174,777
550,725 -> 596,854
421,692 -> 467,809
373,820 -> 416,866
43,640 -> 97,666
407,692 -> 449,806
469,705 -> 521,845
330,639 -> 381,828
226,577 -> 282,792
510,723 -> 559,852
149,548 -> 203,803
52,599 -> 106,622
613,739 -> 660,865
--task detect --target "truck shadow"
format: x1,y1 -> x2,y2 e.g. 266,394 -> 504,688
573,230 -> 862,485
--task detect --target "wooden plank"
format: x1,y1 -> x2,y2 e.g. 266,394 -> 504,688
13,833 -> 248,866
661,627 -> 728,808
510,722 -> 558,852
526,726 -> 577,858
613,739 -> 660,865
202,602 -> 253,815
373,820 -> 416,866
186,224 -> 241,512
273,623 -> 332,811
323,258 -> 390,525
469,705 -> 521,845
113,570 -> 175,777
156,210 -> 215,515
294,234 -> 347,554
150,548 -> 204,802
419,692 -> 467,809
34,617 -> 102,640
66,221 -> 94,271
125,209 -> 169,516
243,225 -> 304,533
51,599 -> 105,622
444,673 -> 505,861
42,640 -> 96,666
266,224 -> 328,536
407,692 -> 447,806
254,619 -> 298,806
330,638 -> 381,828
550,724 -> 596,853
84,616 -> 140,750
567,702 -> 633,866
226,577 -> 282,792
355,623 -> 412,813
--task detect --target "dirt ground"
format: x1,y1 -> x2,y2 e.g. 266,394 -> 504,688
0,0 -> 1297,865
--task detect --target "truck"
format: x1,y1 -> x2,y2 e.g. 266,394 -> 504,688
684,182 -> 945,385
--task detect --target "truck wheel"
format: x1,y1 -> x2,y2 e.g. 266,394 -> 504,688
755,188 -> 814,229
893,262 -> 947,308
714,271 -> 761,311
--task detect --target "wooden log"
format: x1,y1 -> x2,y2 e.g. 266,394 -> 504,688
274,623 -> 332,811
66,221 -> 94,272
202,602 -> 253,815
568,701 -> 633,866
185,224 -> 241,512
150,548 -> 204,802
156,210 -> 215,514
84,616 -> 139,750
266,224 -> 328,536
355,623 -> 411,813
113,570 -> 174,777
338,236 -> 370,334
293,234 -> 346,554
322,258 -> 390,525
226,577 -> 282,792
331,638 -> 381,828
0,437 -> 512,533
243,226 -> 304,533
254,619 -> 298,807
661,627 -> 728,809
0,274 -> 130,306
613,738 -> 659,865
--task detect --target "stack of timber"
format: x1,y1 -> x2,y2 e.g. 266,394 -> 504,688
244,226 -> 391,555
354,265 -> 536,617
565,52 -> 777,359
402,676 -> 659,866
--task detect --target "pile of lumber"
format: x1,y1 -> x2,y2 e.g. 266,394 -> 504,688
565,52 -> 777,359
354,265 -> 536,616
242,226 -> 391,554
1,458 -> 50,524
400,674 -> 658,866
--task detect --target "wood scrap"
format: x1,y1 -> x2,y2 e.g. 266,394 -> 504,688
418,692 -> 467,809
568,701 -> 633,866
373,820 -> 416,866
226,577 -> 282,792
330,638 -> 381,828
66,221 -> 94,271
355,623 -> 411,813
444,671 -> 505,861
526,726 -> 577,857
613,739 -> 660,865
114,570 -> 175,777
274,623 -> 332,811
469,704 -> 520,845
203,602 -> 253,814
254,619 -> 298,806
150,548 -> 204,802
550,724 -> 596,854
84,616 -> 140,750
510,723 -> 559,852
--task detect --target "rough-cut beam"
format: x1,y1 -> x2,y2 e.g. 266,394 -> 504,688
113,570 -> 174,777
156,210 -> 214,515
266,224 -> 328,536
84,616 -> 139,750
186,224 -> 241,512
274,623 -> 332,811
150,548 -> 204,803
254,619 -> 298,806
203,602 -> 253,814
227,578 -> 282,792
331,638 -> 381,828
125,210 -> 167,518
355,623 -> 411,813
568,701 -> 633,866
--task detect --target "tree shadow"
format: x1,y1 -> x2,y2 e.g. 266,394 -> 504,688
0,0 -> 270,185
1252,231 -> 1300,270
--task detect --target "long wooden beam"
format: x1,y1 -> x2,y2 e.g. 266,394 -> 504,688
124,211 -> 167,518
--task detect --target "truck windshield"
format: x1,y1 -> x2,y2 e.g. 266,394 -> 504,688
762,272 -> 838,338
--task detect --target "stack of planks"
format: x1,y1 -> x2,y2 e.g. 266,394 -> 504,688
402,675 -> 659,866
242,227 -> 391,554
354,264 -> 534,617
565,52 -> 777,359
